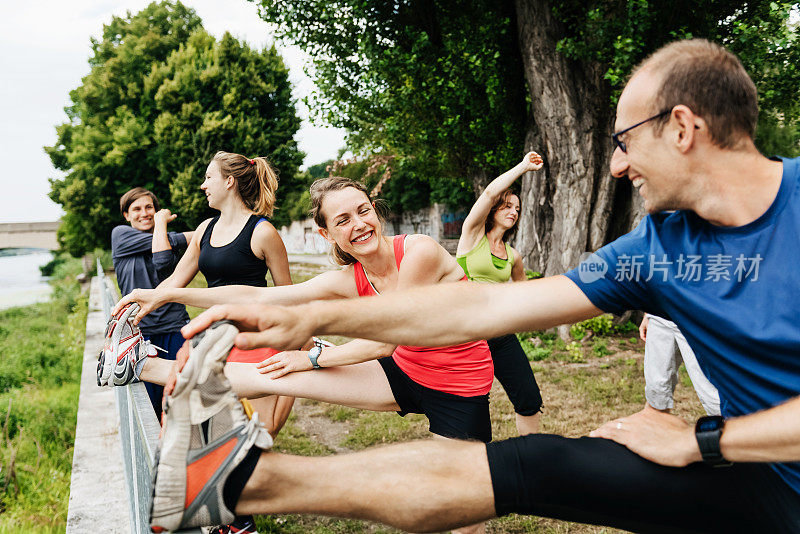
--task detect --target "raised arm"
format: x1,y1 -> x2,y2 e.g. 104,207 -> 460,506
150,219 -> 206,290
456,152 -> 543,256
151,209 -> 177,253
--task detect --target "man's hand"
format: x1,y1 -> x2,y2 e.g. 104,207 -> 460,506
181,303 -> 315,352
113,288 -> 166,323
256,350 -> 312,378
589,407 -> 702,467
639,315 -> 649,341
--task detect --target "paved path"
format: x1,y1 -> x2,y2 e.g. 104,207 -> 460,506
288,253 -> 334,267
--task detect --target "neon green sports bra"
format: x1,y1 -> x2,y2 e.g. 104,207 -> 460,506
456,235 -> 514,283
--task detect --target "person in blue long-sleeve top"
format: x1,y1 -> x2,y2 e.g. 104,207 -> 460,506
111,187 -> 194,418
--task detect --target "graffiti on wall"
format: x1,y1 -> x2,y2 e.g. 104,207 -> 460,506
441,211 -> 468,239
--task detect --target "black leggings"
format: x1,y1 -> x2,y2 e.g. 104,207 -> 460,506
486,434 -> 800,533
488,334 -> 543,416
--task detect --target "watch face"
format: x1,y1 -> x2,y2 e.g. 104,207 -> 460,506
698,417 -> 722,432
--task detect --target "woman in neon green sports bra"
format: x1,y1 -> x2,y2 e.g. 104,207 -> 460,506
456,151 -> 545,435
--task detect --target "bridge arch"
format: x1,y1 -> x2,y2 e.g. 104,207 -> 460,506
0,222 -> 60,251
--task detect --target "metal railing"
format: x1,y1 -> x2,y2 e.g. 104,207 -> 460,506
96,261 -> 164,533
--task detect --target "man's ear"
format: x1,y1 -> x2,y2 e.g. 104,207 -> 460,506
317,226 -> 334,244
671,104 -> 704,153
123,211 -> 132,223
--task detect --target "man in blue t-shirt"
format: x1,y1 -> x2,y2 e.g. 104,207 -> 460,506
149,39 -> 800,533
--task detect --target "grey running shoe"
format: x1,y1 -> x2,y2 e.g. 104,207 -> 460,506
150,321 -> 272,532
98,303 -> 142,386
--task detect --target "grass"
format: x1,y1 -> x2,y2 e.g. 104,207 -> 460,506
0,255 -> 88,532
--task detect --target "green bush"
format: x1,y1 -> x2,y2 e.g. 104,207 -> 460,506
566,341 -> 585,363
525,269 -> 543,280
571,314 -> 638,340
592,339 -> 612,357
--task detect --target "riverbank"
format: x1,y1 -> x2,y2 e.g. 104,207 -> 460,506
0,255 -> 88,532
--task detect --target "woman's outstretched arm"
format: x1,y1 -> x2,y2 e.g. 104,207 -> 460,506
456,151 -> 543,256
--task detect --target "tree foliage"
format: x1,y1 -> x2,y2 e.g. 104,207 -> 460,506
551,0 -> 800,155
47,1 -> 303,255
255,0 -> 799,195
255,0 -> 529,197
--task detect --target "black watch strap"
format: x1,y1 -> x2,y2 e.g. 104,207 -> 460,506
695,415 -> 732,467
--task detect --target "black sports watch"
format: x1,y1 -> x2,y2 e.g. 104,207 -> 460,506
307,344 -> 323,370
695,415 -> 732,467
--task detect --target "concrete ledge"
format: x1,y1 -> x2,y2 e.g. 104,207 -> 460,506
67,277 -> 130,532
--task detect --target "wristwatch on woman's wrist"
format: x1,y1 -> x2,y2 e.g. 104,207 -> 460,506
695,415 -> 732,467
307,344 -> 323,369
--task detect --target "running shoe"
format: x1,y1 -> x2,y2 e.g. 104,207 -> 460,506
111,331 -> 160,386
97,303 -> 141,386
150,321 -> 272,532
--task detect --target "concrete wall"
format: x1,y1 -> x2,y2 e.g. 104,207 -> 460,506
278,204 -> 468,255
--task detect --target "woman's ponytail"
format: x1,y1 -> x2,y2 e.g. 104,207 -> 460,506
212,151 -> 279,217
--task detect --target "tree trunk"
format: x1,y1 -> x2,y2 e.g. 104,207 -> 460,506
469,168 -> 493,196
512,0 -> 643,276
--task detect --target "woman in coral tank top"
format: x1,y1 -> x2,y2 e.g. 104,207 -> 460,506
130,176 -> 495,445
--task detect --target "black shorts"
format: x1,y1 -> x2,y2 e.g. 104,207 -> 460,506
378,356 -> 491,443
486,434 -> 800,533
488,334 -> 543,416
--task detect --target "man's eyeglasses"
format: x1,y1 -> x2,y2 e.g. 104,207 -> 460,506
611,109 -> 671,153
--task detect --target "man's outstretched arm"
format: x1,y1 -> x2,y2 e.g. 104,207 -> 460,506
182,275 -> 602,350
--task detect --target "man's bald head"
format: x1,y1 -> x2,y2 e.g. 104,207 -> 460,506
631,39 -> 758,149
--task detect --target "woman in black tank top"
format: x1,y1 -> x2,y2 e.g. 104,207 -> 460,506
117,150 -> 296,534
198,214 -> 271,287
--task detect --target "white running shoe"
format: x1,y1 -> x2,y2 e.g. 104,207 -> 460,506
97,303 -> 141,386
150,321 -> 272,532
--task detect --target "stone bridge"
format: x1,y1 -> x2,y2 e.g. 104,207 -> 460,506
0,221 -> 60,250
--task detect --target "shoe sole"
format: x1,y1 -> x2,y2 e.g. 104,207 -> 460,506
150,321 -> 239,531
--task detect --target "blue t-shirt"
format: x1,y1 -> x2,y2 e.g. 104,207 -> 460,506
111,225 -> 190,335
565,156 -> 800,495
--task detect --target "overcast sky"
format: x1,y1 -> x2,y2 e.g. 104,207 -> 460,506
0,0 -> 346,223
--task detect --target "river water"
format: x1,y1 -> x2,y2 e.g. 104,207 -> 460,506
0,250 -> 54,310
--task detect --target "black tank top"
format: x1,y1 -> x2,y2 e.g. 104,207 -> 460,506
198,214 -> 269,288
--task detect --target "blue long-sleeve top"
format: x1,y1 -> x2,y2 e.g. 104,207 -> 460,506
111,225 -> 191,335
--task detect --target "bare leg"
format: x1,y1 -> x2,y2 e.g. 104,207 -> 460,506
236,440 -> 496,532
516,412 -> 541,435
431,435 -> 486,534
139,356 -> 174,385
139,357 -> 398,412
247,396 -> 295,438
223,361 -> 399,412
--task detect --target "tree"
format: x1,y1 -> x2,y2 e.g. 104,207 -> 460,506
47,1 -> 303,255
252,0 -> 799,276
514,0 -> 800,275
255,0 -> 528,195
